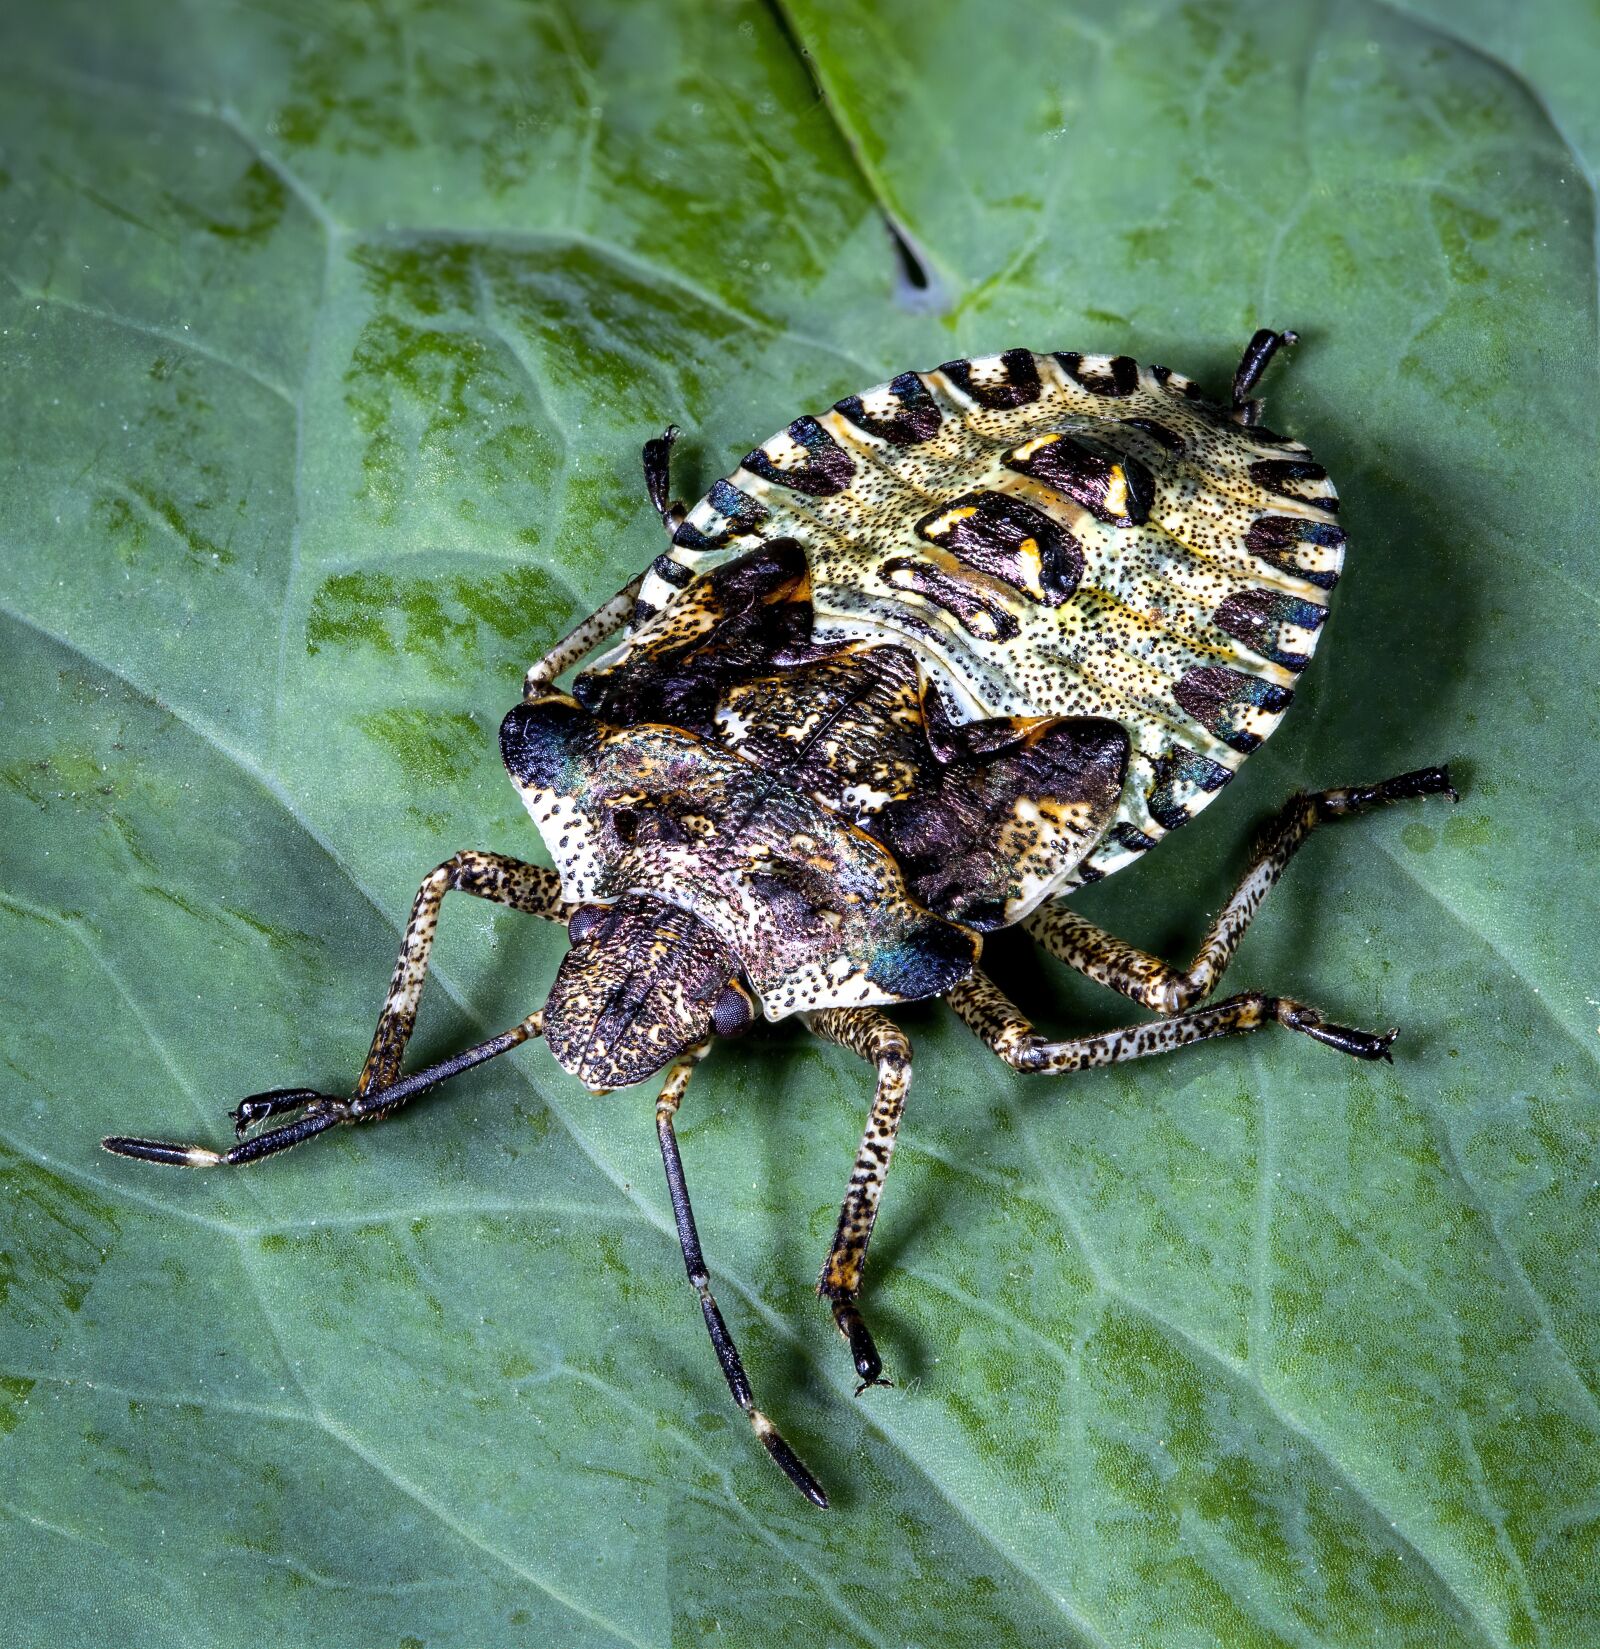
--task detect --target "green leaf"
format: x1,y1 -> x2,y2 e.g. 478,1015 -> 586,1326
3,3 -> 1596,1644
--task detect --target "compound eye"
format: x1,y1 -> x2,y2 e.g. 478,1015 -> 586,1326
712,979 -> 755,1039
567,903 -> 609,946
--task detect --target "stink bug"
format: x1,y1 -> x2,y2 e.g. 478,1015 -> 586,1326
104,330 -> 1455,1506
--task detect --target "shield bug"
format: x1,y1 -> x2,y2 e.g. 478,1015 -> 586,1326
104,330 -> 1455,1507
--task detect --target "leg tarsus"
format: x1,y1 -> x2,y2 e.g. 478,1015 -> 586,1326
829,1298 -> 892,1396
642,424 -> 687,535
1232,327 -> 1298,419
1318,764 -> 1457,815
1278,1001 -> 1398,1061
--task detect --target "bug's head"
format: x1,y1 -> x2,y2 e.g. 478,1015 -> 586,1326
542,893 -> 754,1093
501,693 -> 978,1088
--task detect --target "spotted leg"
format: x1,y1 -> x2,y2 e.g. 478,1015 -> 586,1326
357,851 -> 572,1095
655,1050 -> 829,1508
103,851 -> 571,1168
523,573 -> 646,697
522,425 -> 686,698
1231,327 -> 1298,426
950,969 -> 1397,1075
1025,767 -> 1456,1015
805,1006 -> 913,1395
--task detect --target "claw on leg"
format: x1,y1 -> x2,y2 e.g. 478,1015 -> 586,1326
230,1088 -> 322,1137
831,1299 -> 892,1396
103,1013 -> 544,1171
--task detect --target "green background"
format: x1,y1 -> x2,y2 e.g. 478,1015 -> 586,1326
2,2 -> 1596,1645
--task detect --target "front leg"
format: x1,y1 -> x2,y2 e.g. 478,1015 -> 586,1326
103,1013 -> 545,1169
103,850 -> 570,1169
805,1006 -> 913,1394
359,850 -> 571,1095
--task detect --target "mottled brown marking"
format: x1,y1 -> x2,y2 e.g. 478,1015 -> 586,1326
545,894 -> 739,1091
868,716 -> 1128,929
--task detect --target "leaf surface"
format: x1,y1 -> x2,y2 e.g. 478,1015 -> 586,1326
2,4 -> 1596,1645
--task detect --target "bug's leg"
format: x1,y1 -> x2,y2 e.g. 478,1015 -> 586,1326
103,1013 -> 545,1168
654,1050 -> 829,1509
1025,767 -> 1456,1014
106,851 -> 571,1166
1231,327 -> 1299,425
523,574 -> 647,696
949,970 -> 1397,1075
642,424 -> 687,537
804,1006 -> 912,1396
523,421 -> 690,697
359,850 -> 572,1097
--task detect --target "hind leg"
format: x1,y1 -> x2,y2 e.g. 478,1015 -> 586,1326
642,423 -> 688,535
1231,327 -> 1298,424
522,425 -> 689,696
523,575 -> 647,695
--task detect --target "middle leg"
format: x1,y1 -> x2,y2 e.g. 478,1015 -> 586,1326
1025,767 -> 1455,1014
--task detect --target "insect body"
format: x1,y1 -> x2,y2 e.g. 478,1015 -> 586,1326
104,330 -> 1455,1508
